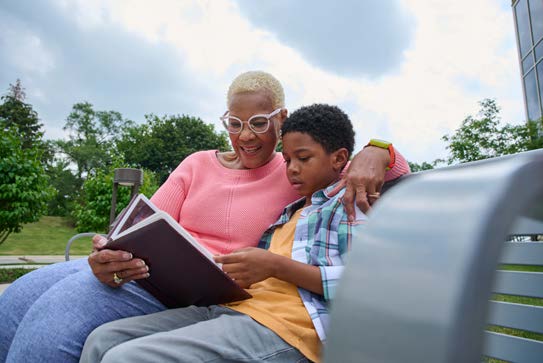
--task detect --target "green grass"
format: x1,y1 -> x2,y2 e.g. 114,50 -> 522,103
0,216 -> 93,255
0,268 -> 35,283
499,264 -> 543,272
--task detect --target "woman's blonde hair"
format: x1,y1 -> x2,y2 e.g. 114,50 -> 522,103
227,71 -> 285,109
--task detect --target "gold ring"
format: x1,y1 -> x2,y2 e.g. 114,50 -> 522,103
367,192 -> 381,199
113,272 -> 123,285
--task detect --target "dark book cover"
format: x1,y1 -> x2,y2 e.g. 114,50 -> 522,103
106,206 -> 251,308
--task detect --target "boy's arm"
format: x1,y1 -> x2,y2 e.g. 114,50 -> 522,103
309,213 -> 364,301
214,247 -> 324,295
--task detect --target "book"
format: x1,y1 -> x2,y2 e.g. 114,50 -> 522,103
104,194 -> 252,308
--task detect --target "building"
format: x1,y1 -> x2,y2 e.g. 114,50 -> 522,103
512,0 -> 543,122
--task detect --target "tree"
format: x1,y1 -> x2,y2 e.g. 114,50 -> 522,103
407,161 -> 435,172
0,80 -> 44,150
46,158 -> 81,217
73,164 -> 160,233
117,114 -> 230,183
0,126 -> 54,244
56,102 -> 135,179
8,78 -> 26,100
0,81 -> 54,242
442,99 -> 543,164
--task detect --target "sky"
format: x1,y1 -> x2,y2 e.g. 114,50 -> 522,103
0,0 -> 524,163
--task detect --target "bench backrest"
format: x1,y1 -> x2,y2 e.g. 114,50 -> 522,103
324,149 -> 543,363
484,219 -> 543,363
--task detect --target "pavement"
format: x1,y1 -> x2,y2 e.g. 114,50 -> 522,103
0,283 -> 10,294
0,255 -> 87,265
0,255 -> 87,295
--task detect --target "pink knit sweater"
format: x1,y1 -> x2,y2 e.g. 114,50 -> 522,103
151,150 -> 409,255
151,151 -> 299,255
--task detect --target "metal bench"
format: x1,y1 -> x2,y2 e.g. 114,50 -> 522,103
64,233 -> 105,261
324,149 -> 543,363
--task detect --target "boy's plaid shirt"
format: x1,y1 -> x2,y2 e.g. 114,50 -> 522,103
258,182 -> 366,342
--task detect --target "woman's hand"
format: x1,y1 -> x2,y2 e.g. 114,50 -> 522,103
88,235 -> 149,288
331,146 -> 390,218
214,247 -> 277,288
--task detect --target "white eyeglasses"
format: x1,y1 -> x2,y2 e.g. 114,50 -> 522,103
220,108 -> 282,134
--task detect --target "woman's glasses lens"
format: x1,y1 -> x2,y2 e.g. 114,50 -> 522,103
224,117 -> 270,134
248,117 -> 269,132
221,108 -> 281,134
226,118 -> 242,133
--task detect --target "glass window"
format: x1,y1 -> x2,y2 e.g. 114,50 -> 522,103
536,40 -> 543,62
529,0 -> 543,44
538,61 -> 543,120
524,69 -> 542,121
515,0 -> 533,57
523,51 -> 535,74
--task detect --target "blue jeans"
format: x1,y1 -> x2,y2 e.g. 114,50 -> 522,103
0,259 -> 165,363
81,305 -> 310,363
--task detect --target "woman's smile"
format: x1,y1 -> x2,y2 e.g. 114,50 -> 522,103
240,145 -> 262,155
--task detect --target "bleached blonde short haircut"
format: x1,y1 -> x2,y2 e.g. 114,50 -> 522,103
227,71 -> 285,109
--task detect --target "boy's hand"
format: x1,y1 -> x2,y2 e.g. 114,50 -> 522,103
214,247 -> 277,288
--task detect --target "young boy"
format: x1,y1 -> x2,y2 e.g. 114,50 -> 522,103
80,104 -> 365,363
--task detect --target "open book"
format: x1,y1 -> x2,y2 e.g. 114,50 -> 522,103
105,194 -> 252,308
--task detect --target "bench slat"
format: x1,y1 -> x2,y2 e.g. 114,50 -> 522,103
487,301 -> 543,334
500,242 -> 543,265
493,271 -> 543,298
483,331 -> 543,363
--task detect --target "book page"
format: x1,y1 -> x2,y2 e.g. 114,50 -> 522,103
109,194 -> 161,240
116,198 -> 156,235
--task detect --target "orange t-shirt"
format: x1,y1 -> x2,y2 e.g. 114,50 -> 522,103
226,209 -> 320,362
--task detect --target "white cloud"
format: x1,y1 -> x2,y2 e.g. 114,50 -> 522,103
2,0 -> 524,164
235,0 -> 415,77
365,0 -> 523,161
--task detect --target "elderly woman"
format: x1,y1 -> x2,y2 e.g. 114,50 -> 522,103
0,71 -> 408,362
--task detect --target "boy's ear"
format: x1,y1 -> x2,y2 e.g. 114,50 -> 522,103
332,148 -> 349,172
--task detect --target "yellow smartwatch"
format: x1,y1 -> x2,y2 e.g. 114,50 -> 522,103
366,139 -> 395,170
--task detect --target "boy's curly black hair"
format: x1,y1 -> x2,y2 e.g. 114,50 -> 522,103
281,103 -> 355,157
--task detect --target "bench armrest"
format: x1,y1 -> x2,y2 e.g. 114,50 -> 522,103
65,233 -> 106,261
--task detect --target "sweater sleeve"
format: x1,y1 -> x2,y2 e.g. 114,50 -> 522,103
384,148 -> 410,182
150,162 -> 189,223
